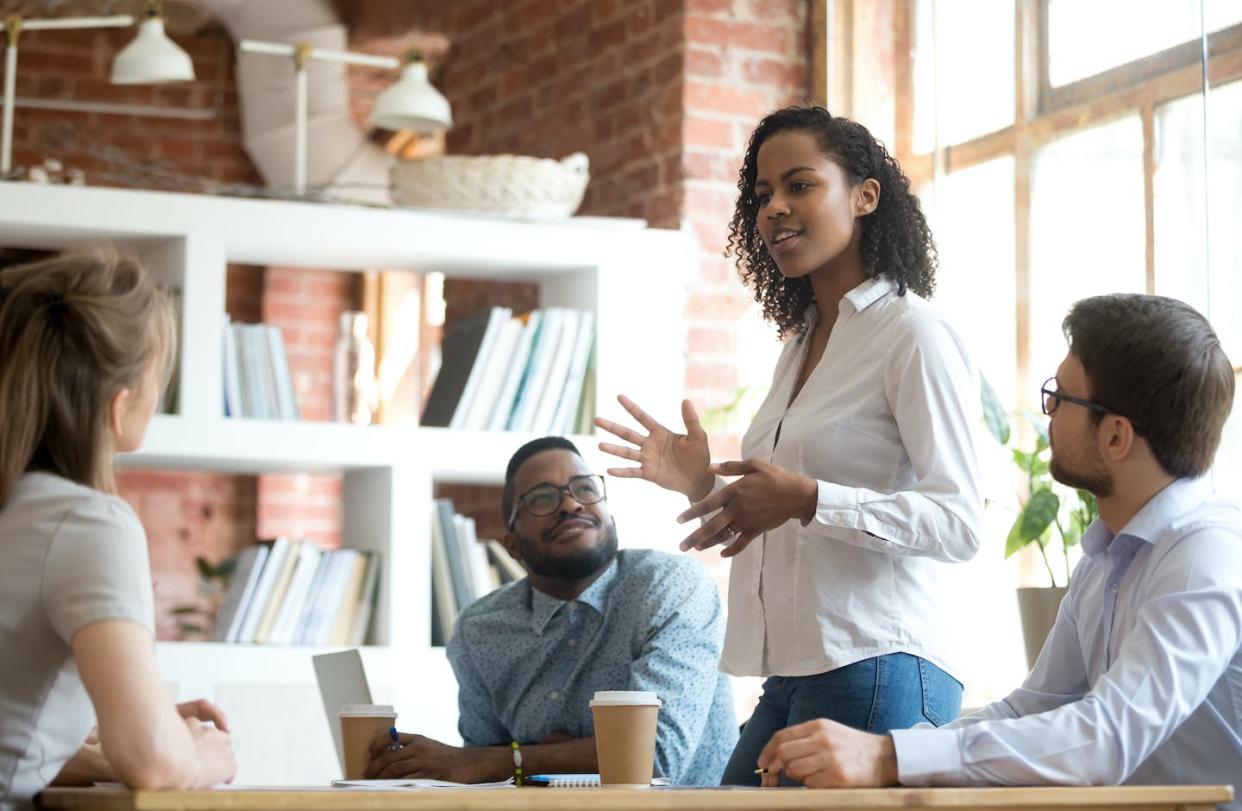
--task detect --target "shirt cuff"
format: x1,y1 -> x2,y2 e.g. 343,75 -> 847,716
890,727 -> 964,786
805,479 -> 859,527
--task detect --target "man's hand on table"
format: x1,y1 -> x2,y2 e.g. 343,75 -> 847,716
757,718 -> 900,788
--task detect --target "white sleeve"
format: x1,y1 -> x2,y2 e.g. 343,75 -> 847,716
893,528 -> 1242,786
806,314 -> 984,563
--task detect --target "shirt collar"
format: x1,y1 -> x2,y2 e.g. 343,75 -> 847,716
800,275 -> 896,332
841,275 -> 896,314
527,557 -> 619,634
1080,477 -> 1215,558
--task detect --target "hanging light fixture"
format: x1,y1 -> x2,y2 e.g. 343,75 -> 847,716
369,50 -> 452,134
111,0 -> 195,85
3,13 -> 132,176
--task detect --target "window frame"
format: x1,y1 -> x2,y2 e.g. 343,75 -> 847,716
812,0 -> 1242,412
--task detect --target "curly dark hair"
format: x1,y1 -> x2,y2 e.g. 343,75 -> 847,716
726,106 -> 938,338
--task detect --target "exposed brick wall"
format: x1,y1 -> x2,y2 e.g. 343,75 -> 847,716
12,2 -> 811,650
349,0 -> 685,228
8,23 -> 257,187
681,0 -> 809,457
115,470 -> 257,641
9,22 -> 352,637
261,267 -> 362,423
254,267 -> 362,550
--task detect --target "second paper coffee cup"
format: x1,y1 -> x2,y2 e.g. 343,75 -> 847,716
338,704 -> 397,780
589,690 -> 661,788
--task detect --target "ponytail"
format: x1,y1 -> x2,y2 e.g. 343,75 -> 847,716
0,250 -> 174,505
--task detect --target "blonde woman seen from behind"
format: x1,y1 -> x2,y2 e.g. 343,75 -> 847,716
0,252 -> 236,811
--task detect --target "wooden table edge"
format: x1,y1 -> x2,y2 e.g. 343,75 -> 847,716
36,784 -> 1235,811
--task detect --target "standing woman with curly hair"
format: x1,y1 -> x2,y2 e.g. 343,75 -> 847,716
595,106 -> 984,785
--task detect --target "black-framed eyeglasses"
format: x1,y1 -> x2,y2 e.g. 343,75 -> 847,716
1040,377 -> 1141,433
507,474 -> 607,529
1040,377 -> 1109,417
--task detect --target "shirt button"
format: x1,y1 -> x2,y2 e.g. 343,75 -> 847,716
568,639 -> 577,647
568,601 -> 578,609
549,691 -> 560,700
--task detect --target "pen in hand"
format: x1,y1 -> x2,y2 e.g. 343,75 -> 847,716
388,727 -> 402,752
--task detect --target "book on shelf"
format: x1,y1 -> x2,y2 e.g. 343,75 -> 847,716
211,540 -> 379,647
509,308 -> 564,432
421,310 -> 493,427
448,307 -> 510,430
487,311 -> 541,431
212,543 -> 269,643
572,349 -> 597,435
235,537 -> 291,643
530,309 -> 581,433
267,542 -> 322,645
430,499 -> 523,644
486,540 -> 525,585
429,514 -> 457,646
552,310 -> 595,435
433,499 -> 474,613
422,306 -> 595,434
222,320 -> 300,420
461,314 -> 523,430
158,287 -> 183,415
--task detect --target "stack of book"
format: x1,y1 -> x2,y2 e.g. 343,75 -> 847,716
430,498 -> 526,645
421,307 -> 595,435
212,539 -> 381,647
222,319 -> 301,420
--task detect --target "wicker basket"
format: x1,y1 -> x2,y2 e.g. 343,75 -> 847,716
390,152 -> 590,219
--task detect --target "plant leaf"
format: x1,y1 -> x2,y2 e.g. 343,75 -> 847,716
980,375 -> 1010,445
1005,514 -> 1026,558
1018,489 -> 1061,545
215,556 -> 238,580
1030,419 -> 1050,447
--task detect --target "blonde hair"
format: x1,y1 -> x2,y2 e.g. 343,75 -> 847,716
0,249 -> 175,505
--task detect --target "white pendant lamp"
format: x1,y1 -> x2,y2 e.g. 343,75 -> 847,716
369,51 -> 452,134
111,0 -> 195,85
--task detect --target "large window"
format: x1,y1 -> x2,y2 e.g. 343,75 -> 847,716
815,0 -> 1242,702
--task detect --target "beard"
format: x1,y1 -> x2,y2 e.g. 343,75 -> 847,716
515,515 -> 619,580
1050,454 -> 1113,497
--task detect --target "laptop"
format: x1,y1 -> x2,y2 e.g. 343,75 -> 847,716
312,649 -> 373,772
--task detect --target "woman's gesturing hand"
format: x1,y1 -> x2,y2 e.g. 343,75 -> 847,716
595,395 -> 715,501
676,459 -> 818,557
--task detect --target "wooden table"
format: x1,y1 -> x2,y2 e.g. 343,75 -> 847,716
36,785 -> 1234,811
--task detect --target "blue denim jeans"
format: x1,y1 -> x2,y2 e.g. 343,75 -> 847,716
720,653 -> 962,786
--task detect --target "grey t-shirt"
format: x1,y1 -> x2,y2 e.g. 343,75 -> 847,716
0,473 -> 153,811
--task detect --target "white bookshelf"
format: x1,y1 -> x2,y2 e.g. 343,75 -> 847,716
0,181 -> 692,784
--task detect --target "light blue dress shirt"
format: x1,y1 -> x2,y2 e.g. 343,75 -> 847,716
446,549 -> 737,786
891,477 -> 1242,804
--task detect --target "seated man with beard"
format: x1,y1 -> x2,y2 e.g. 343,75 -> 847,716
364,437 -> 736,786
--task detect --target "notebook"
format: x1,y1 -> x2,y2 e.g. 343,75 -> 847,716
524,774 -> 671,788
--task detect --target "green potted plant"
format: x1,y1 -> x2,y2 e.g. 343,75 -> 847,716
982,378 -> 1098,668
169,555 -> 236,640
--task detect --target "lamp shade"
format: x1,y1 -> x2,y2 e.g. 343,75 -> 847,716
369,61 -> 452,133
111,18 -> 195,84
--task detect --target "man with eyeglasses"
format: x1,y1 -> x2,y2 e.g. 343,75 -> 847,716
747,294 -> 1242,802
365,436 -> 736,785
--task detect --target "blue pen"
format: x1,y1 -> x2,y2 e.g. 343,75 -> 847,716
388,726 -> 402,751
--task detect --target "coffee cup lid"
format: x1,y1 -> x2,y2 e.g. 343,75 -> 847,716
589,690 -> 661,707
338,704 -> 396,717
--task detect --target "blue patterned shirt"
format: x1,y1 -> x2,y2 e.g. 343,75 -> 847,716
446,548 -> 736,786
